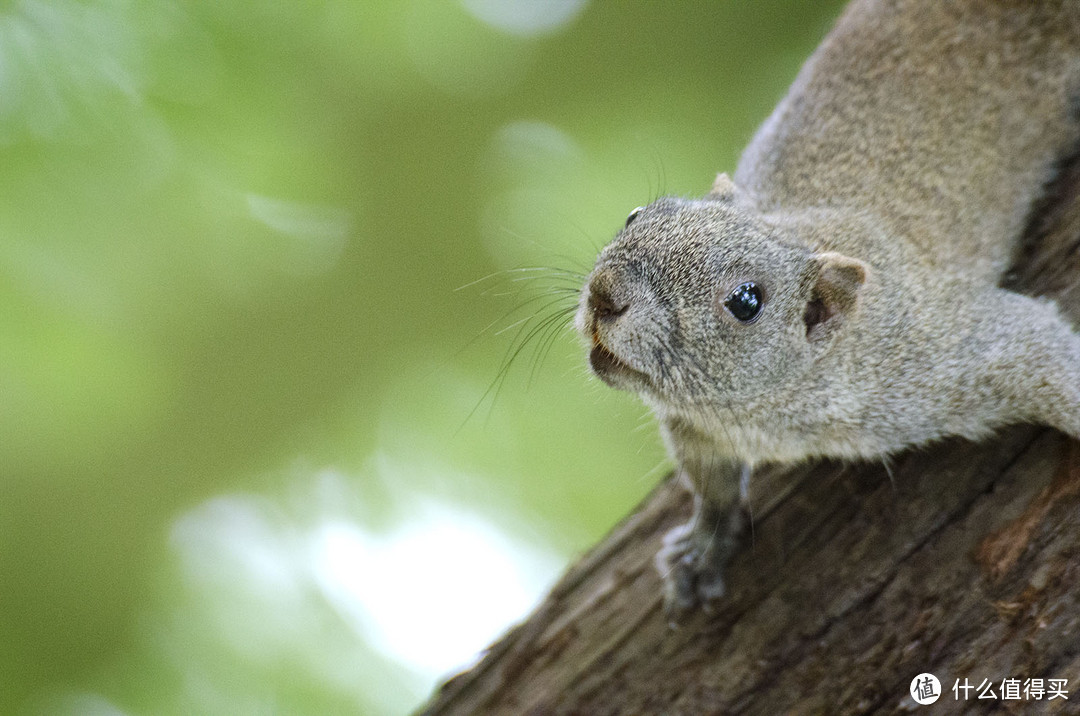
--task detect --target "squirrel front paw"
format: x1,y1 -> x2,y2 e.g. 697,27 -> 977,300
656,522 -> 728,617
656,504 -> 747,621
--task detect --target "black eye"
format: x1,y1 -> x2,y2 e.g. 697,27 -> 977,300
625,206 -> 644,227
724,282 -> 763,323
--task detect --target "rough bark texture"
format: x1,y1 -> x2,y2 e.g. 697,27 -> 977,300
419,146 -> 1080,716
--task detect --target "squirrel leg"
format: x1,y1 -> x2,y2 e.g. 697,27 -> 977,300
655,459 -> 748,621
963,289 -> 1080,440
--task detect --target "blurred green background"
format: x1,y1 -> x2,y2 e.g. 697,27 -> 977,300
0,0 -> 845,713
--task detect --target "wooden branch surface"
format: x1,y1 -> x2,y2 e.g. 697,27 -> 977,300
420,156 -> 1080,716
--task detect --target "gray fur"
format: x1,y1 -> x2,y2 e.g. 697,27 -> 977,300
576,0 -> 1080,617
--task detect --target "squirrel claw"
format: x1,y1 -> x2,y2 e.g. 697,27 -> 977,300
657,503 -> 747,622
657,524 -> 731,621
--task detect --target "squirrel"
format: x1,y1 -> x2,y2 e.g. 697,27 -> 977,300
576,0 -> 1080,617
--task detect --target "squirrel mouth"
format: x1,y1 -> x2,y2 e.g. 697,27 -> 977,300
589,340 -> 649,389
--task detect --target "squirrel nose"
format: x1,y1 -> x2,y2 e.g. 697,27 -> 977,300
588,281 -> 629,323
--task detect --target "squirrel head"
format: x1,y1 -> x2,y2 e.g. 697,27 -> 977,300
577,174 -> 868,430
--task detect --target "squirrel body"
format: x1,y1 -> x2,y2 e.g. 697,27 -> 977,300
578,0 -> 1080,614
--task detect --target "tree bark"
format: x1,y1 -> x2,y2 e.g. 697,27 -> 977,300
419,143 -> 1080,716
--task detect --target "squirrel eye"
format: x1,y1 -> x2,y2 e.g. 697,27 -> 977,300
724,282 -> 763,323
625,206 -> 644,228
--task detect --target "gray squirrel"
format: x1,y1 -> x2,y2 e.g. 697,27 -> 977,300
576,0 -> 1080,616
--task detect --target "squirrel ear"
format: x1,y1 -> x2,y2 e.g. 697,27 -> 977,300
709,173 -> 736,199
804,252 -> 868,341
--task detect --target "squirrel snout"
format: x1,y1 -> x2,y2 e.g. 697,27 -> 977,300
579,268 -> 660,390
586,278 -> 629,324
